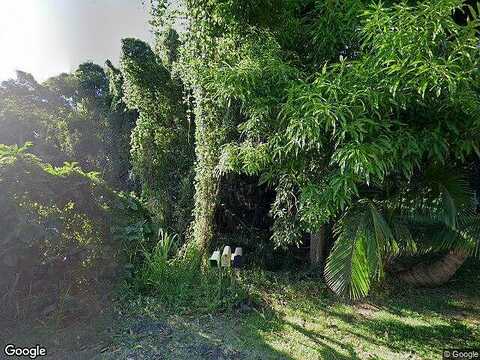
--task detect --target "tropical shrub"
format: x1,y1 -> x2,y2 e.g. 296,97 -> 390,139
0,144 -> 138,320
130,238 -> 247,313
151,0 -> 480,298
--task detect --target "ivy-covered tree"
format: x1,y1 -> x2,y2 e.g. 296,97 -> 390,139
105,60 -> 137,190
119,38 -> 195,237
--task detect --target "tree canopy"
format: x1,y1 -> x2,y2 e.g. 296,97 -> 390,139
148,0 -> 480,297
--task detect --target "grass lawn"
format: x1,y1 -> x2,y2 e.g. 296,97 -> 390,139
3,259 -> 479,359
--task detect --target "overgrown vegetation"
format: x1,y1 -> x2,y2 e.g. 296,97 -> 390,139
6,259 -> 479,359
2,0 -> 480,358
0,143 -> 119,321
159,0 -> 480,300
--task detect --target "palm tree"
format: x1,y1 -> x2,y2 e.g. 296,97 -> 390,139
324,166 -> 480,299
396,249 -> 468,287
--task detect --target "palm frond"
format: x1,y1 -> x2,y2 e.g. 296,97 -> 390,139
325,166 -> 480,299
390,219 -> 416,256
324,225 -> 371,299
394,166 -> 479,256
325,200 -> 395,299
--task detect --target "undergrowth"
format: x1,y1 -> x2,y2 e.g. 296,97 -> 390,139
118,225 -> 248,314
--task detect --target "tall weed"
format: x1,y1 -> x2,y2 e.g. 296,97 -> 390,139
131,237 -> 247,313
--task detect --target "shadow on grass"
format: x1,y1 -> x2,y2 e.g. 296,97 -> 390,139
370,258 -> 480,319
325,305 -> 478,356
357,318 -> 475,351
287,321 -> 361,360
7,259 -> 478,359
237,258 -> 480,359
115,315 -> 294,359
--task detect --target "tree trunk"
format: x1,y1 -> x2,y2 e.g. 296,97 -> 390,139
191,91 -> 223,255
310,226 -> 326,271
396,250 -> 468,287
192,166 -> 219,254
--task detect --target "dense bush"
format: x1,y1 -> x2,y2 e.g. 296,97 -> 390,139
0,144 -> 145,321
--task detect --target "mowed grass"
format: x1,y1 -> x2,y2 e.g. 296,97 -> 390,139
4,259 -> 479,359
103,259 -> 479,360
235,262 -> 479,360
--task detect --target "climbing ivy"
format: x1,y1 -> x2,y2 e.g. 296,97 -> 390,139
120,37 -> 195,238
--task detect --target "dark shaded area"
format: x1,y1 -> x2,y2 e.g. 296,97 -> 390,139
214,174 -> 309,270
452,0 -> 480,26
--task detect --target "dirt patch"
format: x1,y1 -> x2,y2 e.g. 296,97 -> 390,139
129,319 -> 173,337
355,303 -> 380,319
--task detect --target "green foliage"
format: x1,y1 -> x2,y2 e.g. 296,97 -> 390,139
3,0 -> 479,323
120,38 -> 195,238
129,239 -> 246,313
0,144 -> 126,319
277,0 -> 479,228
1,64 -> 135,188
324,201 -> 393,299
167,0 -> 305,252
62,63 -> 110,172
149,0 -> 480,298
176,0 -> 480,239
104,60 -> 137,190
324,166 -> 480,299
0,71 -> 73,162
151,228 -> 178,261
45,61 -> 136,185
